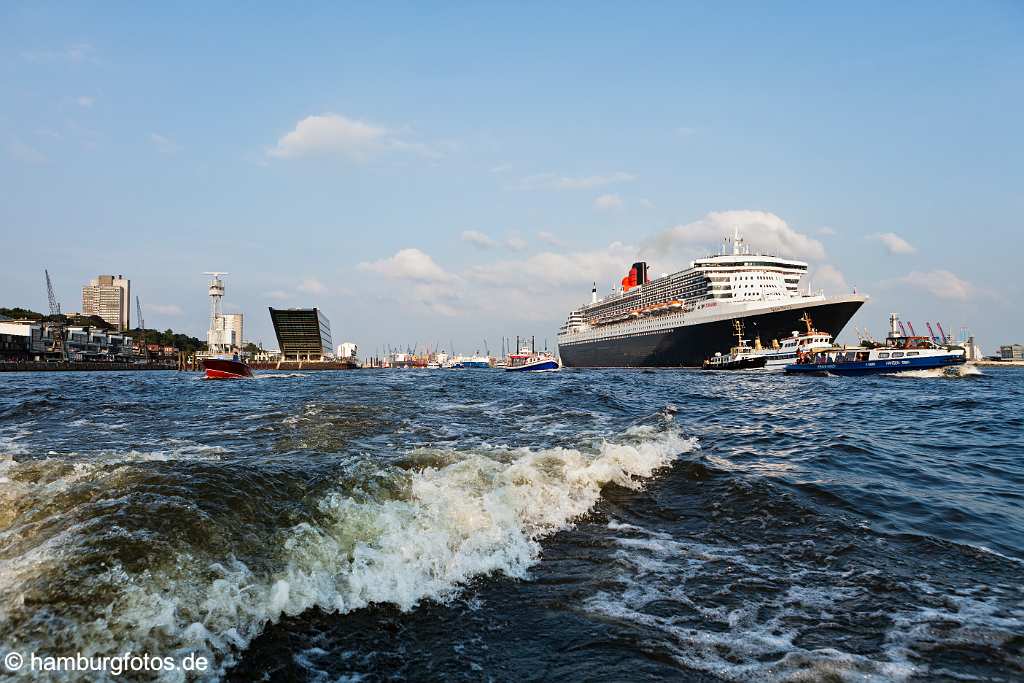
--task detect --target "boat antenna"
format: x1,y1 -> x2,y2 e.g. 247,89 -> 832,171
800,311 -> 813,334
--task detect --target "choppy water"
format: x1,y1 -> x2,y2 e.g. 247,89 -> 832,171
1,367 -> 1022,682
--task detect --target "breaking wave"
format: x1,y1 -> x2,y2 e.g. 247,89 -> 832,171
0,423 -> 696,680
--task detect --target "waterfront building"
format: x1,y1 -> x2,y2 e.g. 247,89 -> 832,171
0,321 -> 36,360
1001,344 -> 1024,361
337,342 -> 357,359
82,275 -> 131,331
268,308 -> 333,361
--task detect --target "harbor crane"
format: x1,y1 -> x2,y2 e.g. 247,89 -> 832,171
44,269 -> 67,361
136,296 -> 149,359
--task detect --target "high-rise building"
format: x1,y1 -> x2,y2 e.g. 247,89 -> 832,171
222,313 -> 243,348
82,275 -> 130,331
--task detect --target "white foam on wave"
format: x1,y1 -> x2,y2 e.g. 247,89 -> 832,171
586,519 -> 1022,682
889,364 -> 984,379
7,425 -> 696,681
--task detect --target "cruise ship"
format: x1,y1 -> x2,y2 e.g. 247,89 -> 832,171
557,231 -> 867,367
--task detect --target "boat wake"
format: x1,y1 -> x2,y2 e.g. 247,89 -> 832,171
889,364 -> 984,379
254,372 -> 308,379
0,421 -> 696,680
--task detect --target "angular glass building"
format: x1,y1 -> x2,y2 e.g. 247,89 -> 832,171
268,308 -> 333,361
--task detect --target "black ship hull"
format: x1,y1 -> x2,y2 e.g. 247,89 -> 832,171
559,298 -> 865,368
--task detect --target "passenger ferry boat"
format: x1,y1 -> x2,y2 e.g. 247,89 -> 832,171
505,348 -> 560,372
785,314 -> 966,376
557,230 -> 866,367
702,321 -> 767,370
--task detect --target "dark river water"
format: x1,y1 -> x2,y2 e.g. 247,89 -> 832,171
1,367 -> 1022,681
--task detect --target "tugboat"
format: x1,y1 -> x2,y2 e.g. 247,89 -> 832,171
784,313 -> 966,376
202,353 -> 253,379
702,320 -> 768,370
505,348 -> 560,372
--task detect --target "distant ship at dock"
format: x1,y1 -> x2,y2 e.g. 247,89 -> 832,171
557,231 -> 866,367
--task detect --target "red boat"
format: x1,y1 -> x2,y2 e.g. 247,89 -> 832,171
202,356 -> 253,379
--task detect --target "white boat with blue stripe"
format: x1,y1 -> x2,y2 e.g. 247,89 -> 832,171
505,349 -> 560,372
785,313 -> 966,376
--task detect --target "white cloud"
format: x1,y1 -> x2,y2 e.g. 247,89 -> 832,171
892,270 -> 976,301
648,210 -> 826,261
149,133 -> 180,154
639,198 -> 655,209
358,248 -> 453,283
264,290 -> 291,301
467,243 -> 635,291
505,234 -> 528,251
21,43 -> 94,63
818,226 -> 837,236
355,240 -> 638,322
146,303 -> 183,316
297,278 -> 327,294
266,113 -> 435,161
809,264 -> 849,293
268,113 -> 385,160
462,230 -> 527,251
537,231 -> 566,247
594,193 -> 624,211
675,126 -> 697,137
489,163 -> 512,174
511,171 -> 635,191
461,230 -> 498,249
359,249 -> 462,316
7,139 -> 47,165
76,96 -> 95,108
867,232 -> 916,255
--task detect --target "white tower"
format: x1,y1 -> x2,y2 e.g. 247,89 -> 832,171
204,272 -> 230,353
889,312 -> 901,338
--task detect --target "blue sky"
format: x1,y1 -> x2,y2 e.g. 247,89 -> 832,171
2,2 -> 1022,354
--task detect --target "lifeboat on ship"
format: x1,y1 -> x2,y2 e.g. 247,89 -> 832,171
202,355 -> 253,379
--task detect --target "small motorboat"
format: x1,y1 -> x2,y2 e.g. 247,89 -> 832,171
505,348 -> 560,372
203,355 -> 253,379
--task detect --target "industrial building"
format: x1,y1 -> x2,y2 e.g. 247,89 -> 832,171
1001,344 -> 1024,361
269,308 -> 333,361
82,275 -> 131,331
